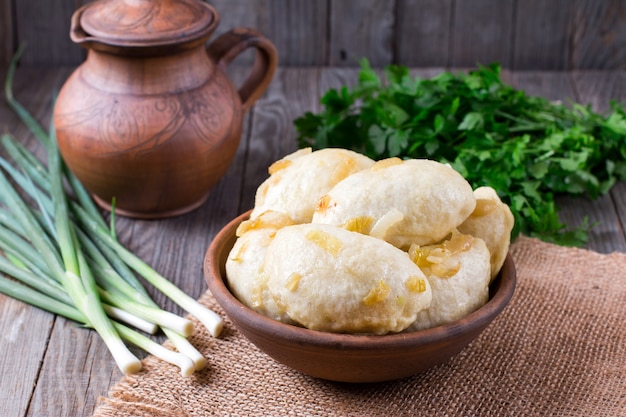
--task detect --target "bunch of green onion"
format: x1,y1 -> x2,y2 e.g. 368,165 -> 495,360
0,48 -> 223,376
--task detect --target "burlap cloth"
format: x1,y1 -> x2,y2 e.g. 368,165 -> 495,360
93,236 -> 626,416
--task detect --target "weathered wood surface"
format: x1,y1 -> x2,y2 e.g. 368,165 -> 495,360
0,66 -> 625,416
2,0 -> 626,70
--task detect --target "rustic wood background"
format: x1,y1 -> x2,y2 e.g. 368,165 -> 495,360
1,0 -> 625,70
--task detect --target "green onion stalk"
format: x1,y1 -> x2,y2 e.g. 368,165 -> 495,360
0,155 -> 141,373
0,275 -> 195,376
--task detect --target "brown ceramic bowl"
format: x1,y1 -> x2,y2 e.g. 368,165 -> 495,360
204,210 -> 516,383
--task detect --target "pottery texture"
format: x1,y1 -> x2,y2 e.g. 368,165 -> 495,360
54,0 -> 277,218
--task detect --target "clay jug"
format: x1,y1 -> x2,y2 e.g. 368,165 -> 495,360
53,0 -> 278,218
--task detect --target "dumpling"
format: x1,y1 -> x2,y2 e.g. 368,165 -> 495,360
263,223 -> 432,335
406,232 -> 491,331
251,148 -> 375,223
457,186 -> 514,281
225,211 -> 296,323
312,158 -> 476,248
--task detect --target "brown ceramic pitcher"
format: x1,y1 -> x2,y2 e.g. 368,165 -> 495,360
53,0 -> 278,218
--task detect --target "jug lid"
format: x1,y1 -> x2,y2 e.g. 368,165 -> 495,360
77,0 -> 219,47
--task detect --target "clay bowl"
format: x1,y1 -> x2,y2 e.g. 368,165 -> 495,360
204,210 -> 516,383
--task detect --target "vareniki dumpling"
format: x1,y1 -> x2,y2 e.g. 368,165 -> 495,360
225,211 -> 296,324
406,232 -> 491,331
263,223 -> 432,335
312,158 -> 476,248
458,186 -> 514,282
251,148 -> 375,224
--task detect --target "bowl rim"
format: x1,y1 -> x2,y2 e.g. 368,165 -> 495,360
204,210 -> 517,350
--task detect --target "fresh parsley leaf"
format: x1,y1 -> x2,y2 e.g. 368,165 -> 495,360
294,60 -> 626,246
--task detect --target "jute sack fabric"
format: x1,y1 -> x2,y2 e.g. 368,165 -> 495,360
92,236 -> 626,417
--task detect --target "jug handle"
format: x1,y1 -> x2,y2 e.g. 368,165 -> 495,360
207,28 -> 278,111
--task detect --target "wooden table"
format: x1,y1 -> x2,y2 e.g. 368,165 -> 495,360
1,66 -> 625,417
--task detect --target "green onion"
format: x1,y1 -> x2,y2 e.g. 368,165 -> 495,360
4,45 -> 50,147
75,206 -> 224,337
97,286 -> 194,337
0,165 -> 142,373
0,275 -> 194,376
0,134 -> 202,338
101,304 -> 159,335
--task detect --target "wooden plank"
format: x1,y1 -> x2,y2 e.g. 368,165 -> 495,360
208,0 -> 264,35
571,70 -> 626,113
7,0 -> 626,71
396,0 -> 453,67
320,67 -> 361,92
513,0 -> 574,70
0,299 -> 54,417
208,0 -> 327,66
451,0 -> 515,68
553,193 -> 626,254
409,67 -> 449,80
571,0 -> 626,70
512,71 -> 577,103
15,0 -> 85,66
27,319 -> 123,417
207,0 -> 265,67
241,67 -> 321,210
609,182 -> 626,246
0,0 -> 14,66
329,0 -> 395,67
264,0 -> 328,66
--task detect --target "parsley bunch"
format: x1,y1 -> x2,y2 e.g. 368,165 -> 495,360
295,60 -> 626,246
